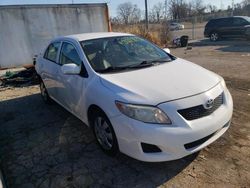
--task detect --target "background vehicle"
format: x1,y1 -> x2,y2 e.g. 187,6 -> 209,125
169,22 -> 185,30
204,16 -> 250,41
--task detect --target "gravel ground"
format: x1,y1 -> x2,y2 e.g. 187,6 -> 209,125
0,39 -> 249,188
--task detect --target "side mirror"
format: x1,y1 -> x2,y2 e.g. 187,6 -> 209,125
61,63 -> 81,75
163,48 -> 170,54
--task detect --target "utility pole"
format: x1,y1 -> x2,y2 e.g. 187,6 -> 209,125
164,0 -> 168,21
145,0 -> 148,31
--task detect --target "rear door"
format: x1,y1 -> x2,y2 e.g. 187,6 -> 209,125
41,41 -> 61,99
218,18 -> 233,37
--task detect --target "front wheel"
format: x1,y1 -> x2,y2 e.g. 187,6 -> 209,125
92,110 -> 119,156
210,32 -> 219,42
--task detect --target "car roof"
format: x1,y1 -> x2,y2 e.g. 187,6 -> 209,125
210,16 -> 249,21
54,32 -> 134,42
233,16 -> 250,19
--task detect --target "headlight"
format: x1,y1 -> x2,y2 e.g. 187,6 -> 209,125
115,101 -> 171,124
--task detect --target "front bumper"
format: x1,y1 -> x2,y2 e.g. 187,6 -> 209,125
110,83 -> 233,162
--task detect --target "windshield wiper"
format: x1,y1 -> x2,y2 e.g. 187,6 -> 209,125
97,66 -> 129,73
129,58 -> 172,68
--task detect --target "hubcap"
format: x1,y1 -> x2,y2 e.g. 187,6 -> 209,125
94,117 -> 113,150
211,33 -> 218,41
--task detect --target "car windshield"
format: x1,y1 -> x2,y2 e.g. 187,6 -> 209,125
80,36 -> 174,73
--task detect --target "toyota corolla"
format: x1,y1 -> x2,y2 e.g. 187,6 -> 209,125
35,32 -> 233,162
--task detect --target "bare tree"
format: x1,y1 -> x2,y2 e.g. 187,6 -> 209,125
241,0 -> 250,16
187,2 -> 193,17
207,4 -> 217,13
150,2 -> 164,23
117,2 -> 141,24
168,0 -> 188,20
110,17 -> 122,25
242,0 -> 250,6
192,0 -> 206,15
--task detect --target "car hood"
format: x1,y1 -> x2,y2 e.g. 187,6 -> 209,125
99,58 -> 221,105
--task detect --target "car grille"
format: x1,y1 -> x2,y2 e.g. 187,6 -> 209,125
178,93 -> 223,120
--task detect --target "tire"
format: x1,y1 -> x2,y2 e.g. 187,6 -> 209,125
210,32 -> 219,42
91,109 -> 119,156
40,81 -> 52,104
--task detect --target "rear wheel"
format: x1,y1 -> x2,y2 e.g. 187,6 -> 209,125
91,109 -> 119,156
210,32 -> 219,41
40,81 -> 52,104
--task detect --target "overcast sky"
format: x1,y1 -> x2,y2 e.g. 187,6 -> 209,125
0,0 -> 243,16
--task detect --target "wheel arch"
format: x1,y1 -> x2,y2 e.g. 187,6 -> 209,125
87,104 -> 106,127
209,30 -> 219,36
36,73 -> 42,83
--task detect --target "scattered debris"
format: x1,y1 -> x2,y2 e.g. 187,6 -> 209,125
188,171 -> 197,178
0,67 -> 39,88
199,155 -> 207,160
173,35 -> 189,47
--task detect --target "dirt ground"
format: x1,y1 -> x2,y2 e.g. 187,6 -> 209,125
0,39 -> 250,188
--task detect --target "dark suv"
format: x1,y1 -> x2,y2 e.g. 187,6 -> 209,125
204,16 -> 250,41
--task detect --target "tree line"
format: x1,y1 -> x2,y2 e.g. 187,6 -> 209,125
111,0 -> 250,24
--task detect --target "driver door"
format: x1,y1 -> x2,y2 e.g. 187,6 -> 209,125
57,41 -> 87,119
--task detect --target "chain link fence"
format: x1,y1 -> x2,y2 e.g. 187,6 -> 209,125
169,11 -> 237,41
112,11 -> 249,46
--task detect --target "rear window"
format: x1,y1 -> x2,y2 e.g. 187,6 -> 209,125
216,18 -> 232,26
44,42 -> 61,63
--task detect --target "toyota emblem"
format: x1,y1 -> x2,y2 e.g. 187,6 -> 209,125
205,98 -> 214,109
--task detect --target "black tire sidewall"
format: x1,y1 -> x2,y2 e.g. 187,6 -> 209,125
91,110 -> 119,156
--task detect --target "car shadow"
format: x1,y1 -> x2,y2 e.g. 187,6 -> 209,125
189,38 -> 250,53
0,94 -> 198,188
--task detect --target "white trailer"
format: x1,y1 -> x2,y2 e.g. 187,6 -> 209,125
0,4 -> 111,69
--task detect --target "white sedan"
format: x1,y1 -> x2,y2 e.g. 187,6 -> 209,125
35,32 -> 233,162
169,22 -> 185,30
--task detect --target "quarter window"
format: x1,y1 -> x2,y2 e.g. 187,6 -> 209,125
233,18 -> 248,26
44,42 -> 61,62
59,43 -> 81,65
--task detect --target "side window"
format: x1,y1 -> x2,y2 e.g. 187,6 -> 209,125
59,42 -> 81,66
44,42 -> 61,62
218,18 -> 231,26
233,18 -> 248,26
